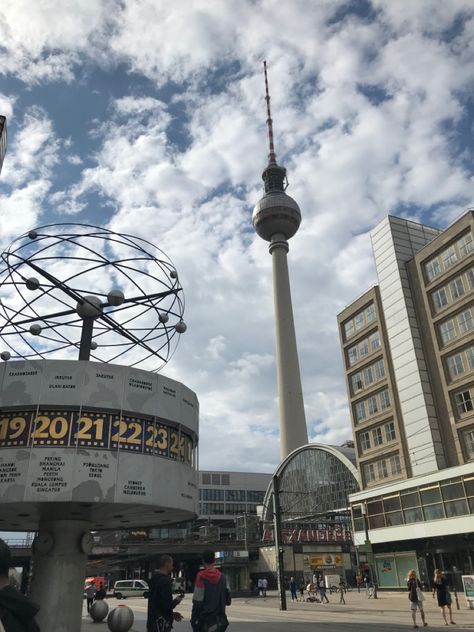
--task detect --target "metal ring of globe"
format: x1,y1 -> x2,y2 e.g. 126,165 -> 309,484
0,223 -> 186,372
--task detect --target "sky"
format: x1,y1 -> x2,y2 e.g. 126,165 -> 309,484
0,0 -> 473,474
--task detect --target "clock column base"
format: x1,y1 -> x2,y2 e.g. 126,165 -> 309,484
30,519 -> 92,632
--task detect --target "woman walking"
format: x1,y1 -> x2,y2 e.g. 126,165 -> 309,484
432,569 -> 455,626
407,570 -> 427,629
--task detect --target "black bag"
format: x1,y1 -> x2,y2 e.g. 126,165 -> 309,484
155,616 -> 173,632
199,613 -> 229,632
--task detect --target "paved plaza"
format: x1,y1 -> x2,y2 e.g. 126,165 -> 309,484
81,590 -> 474,632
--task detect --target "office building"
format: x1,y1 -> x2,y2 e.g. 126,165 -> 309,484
338,209 -> 474,588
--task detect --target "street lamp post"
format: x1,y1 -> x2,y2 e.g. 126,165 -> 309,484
361,503 -> 377,599
272,474 -> 287,611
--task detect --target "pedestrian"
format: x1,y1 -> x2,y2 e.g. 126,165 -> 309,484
249,579 -> 254,595
289,577 -> 298,602
355,573 -> 361,593
407,569 -> 427,629
146,554 -> 183,632
262,577 -> 268,598
318,575 -> 329,604
364,573 -> 371,596
85,583 -> 96,613
191,550 -> 231,632
432,569 -> 455,626
299,581 -> 305,602
95,583 -> 106,601
0,538 -> 40,632
339,577 -> 346,605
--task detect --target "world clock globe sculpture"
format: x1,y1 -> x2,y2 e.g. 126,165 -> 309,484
0,224 -> 199,632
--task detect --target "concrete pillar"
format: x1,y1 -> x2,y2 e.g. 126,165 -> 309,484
269,233 -> 308,459
30,519 -> 91,632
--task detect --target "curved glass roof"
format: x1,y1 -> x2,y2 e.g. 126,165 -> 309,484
263,444 -> 360,522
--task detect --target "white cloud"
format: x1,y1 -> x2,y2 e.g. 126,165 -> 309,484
0,1 -> 474,473
0,108 -> 60,241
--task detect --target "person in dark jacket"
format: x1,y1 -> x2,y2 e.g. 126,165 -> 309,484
0,539 -> 40,632
191,550 -> 230,632
146,555 -> 183,632
432,569 -> 455,626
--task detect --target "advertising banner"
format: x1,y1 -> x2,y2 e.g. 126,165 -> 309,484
462,575 -> 474,610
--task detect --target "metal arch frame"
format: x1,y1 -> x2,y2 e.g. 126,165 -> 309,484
261,443 -> 361,522
0,223 -> 186,372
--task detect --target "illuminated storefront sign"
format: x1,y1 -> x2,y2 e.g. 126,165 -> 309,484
262,527 -> 352,543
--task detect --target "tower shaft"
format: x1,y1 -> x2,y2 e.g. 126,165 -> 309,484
270,234 -> 308,459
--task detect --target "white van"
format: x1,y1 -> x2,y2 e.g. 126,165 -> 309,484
113,579 -> 149,599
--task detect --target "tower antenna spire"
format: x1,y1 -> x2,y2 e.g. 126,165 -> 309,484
264,60 -> 277,165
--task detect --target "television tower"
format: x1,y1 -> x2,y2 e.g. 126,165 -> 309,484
252,61 -> 308,459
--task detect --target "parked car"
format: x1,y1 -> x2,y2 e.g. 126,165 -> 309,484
113,579 -> 149,599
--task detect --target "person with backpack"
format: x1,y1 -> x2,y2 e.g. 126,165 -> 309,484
191,550 -> 231,632
0,538 -> 40,632
85,583 -> 96,613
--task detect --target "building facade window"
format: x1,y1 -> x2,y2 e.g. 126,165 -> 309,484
368,396 -> 378,415
442,245 -> 458,269
352,372 -> 363,393
360,432 -> 371,452
380,389 -> 391,409
468,268 -> 474,290
449,277 -> 465,300
364,366 -> 374,386
358,474 -> 474,531
355,401 -> 366,422
348,346 -> 358,366
370,331 -> 381,351
447,347 -> 474,381
385,421 -> 396,441
372,427 -> 383,446
439,318 -> 456,344
354,389 -> 391,424
378,459 -> 388,479
389,454 -> 401,475
202,489 -> 224,501
364,463 -> 375,483
454,389 -> 474,416
347,331 -> 382,368
465,430 -> 474,459
432,288 -> 448,312
374,358 -> 385,380
351,358 -> 386,395
246,490 -> 265,503
458,232 -> 474,257
458,309 -> 474,334
467,346 -> 474,371
344,303 -> 377,340
225,489 -> 245,502
425,257 -> 441,282
447,353 -> 465,379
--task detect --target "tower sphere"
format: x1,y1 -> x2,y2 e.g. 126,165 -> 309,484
252,190 -> 302,242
